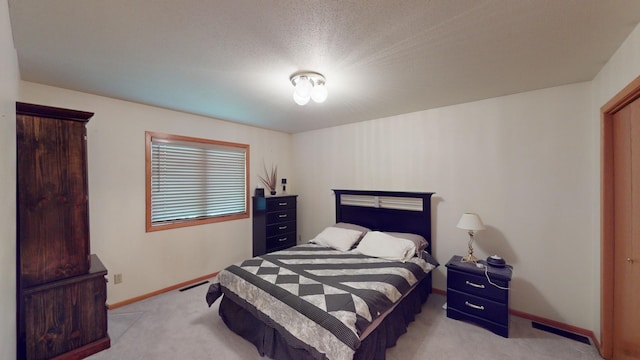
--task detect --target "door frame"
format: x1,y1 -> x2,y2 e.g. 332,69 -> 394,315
601,75 -> 640,359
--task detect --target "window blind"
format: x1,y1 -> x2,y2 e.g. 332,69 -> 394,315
150,137 -> 247,225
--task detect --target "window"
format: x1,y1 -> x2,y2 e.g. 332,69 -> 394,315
145,131 -> 249,232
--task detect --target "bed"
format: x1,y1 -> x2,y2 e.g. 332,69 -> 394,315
206,189 -> 437,360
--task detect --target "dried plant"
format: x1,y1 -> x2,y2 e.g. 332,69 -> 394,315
258,162 -> 278,192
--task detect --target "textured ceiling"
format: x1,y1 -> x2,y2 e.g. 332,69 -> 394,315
8,1 -> 640,133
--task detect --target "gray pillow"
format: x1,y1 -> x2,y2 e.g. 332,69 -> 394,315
334,222 -> 370,235
384,232 -> 428,257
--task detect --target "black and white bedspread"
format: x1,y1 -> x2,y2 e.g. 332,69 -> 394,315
206,244 -> 436,360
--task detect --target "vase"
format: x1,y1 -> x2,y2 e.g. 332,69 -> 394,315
270,190 -> 277,196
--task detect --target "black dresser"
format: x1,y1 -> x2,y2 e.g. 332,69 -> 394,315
446,255 -> 513,337
252,195 -> 297,256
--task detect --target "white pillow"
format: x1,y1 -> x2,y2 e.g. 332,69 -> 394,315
310,226 -> 364,252
355,231 -> 416,262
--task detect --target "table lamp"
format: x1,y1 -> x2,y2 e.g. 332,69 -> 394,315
456,213 -> 486,263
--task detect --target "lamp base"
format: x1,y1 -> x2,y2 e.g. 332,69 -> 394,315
461,254 -> 478,263
461,231 -> 478,263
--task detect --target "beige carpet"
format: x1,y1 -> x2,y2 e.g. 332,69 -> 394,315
88,279 -> 602,360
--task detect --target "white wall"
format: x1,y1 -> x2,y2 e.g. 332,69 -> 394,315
589,22 -> 640,341
291,20 -> 640,337
293,82 -> 595,330
18,82 -> 295,304
0,0 -> 19,357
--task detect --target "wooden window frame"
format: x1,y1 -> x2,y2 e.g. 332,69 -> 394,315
145,131 -> 250,232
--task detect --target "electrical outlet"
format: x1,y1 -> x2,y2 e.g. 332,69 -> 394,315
114,273 -> 123,284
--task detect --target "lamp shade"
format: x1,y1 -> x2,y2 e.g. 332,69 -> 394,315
311,82 -> 328,103
294,76 -> 312,98
456,213 -> 485,231
293,91 -> 310,106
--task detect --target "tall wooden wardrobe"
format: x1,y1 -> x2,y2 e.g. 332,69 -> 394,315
16,102 -> 110,359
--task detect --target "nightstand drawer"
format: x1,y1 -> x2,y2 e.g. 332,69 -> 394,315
447,268 -> 508,303
266,209 -> 296,224
267,198 -> 296,211
447,289 -> 508,325
266,233 -> 296,251
266,222 -> 296,237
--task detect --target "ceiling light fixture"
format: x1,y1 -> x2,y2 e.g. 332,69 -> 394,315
290,71 -> 327,106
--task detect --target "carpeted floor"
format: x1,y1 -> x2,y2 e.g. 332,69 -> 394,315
88,279 -> 603,360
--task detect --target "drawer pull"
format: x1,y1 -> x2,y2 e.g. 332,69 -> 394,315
279,226 -> 287,230
278,237 -> 287,242
279,202 -> 288,206
465,301 -> 485,311
465,281 -> 485,289
279,214 -> 288,218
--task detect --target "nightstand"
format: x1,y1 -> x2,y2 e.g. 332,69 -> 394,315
446,255 -> 513,337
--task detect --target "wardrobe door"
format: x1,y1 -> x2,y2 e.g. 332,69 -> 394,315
17,104 -> 92,287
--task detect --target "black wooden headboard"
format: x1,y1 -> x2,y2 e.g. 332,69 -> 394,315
333,189 -> 435,254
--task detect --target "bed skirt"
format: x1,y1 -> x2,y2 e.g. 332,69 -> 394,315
218,274 -> 432,360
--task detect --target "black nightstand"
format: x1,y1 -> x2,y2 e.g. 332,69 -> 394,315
446,255 -> 513,337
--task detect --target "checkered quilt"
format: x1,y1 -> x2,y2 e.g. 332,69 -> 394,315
206,244 -> 435,360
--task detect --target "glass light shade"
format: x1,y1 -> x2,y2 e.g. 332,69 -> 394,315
293,91 -> 310,106
311,82 -> 328,103
294,76 -> 312,99
456,213 -> 485,231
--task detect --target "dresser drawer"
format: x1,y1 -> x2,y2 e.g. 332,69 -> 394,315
266,209 -> 296,224
267,198 -> 296,211
266,233 -> 296,251
266,222 -> 296,237
447,289 -> 508,325
447,268 -> 508,303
